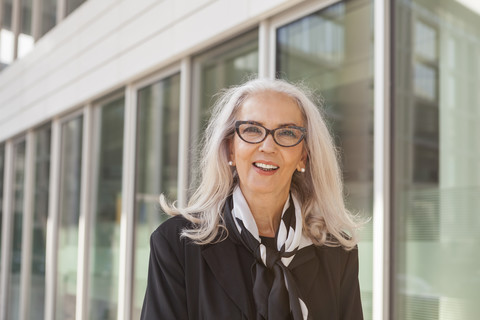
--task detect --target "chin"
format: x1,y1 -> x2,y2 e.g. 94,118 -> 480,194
243,181 -> 289,196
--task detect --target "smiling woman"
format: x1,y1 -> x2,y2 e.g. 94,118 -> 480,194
141,78 -> 364,320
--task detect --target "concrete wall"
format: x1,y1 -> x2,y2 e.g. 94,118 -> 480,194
0,0 -> 304,142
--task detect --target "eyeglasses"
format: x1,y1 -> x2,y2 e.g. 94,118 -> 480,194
235,121 -> 307,147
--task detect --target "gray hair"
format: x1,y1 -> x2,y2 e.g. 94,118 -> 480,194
160,78 -> 360,249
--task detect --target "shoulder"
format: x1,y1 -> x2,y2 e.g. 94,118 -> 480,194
315,244 -> 359,274
150,215 -> 196,254
153,215 -> 192,239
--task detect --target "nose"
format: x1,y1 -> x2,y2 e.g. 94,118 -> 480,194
259,132 -> 277,153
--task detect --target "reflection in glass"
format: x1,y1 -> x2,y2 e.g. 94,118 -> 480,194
394,0 -> 480,319
191,30 -> 258,185
41,0 -> 57,37
88,96 -> 124,320
1,0 -> 15,69
18,0 -> 34,58
66,0 -> 86,16
0,143 -> 4,259
30,125 -> 51,320
56,116 -> 83,320
133,73 -> 180,318
276,0 -> 374,317
6,140 -> 26,320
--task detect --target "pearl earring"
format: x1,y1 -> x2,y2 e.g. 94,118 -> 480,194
228,161 -> 234,166
300,168 -> 305,173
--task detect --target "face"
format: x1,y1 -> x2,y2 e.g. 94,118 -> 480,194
229,90 -> 307,199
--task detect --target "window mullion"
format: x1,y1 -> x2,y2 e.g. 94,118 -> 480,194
0,141 -> 14,320
19,131 -> 36,320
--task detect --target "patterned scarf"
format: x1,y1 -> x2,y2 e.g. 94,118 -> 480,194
225,186 -> 312,320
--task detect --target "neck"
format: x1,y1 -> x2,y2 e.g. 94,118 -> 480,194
239,186 -> 290,237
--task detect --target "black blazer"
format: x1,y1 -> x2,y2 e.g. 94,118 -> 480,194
141,215 -> 363,320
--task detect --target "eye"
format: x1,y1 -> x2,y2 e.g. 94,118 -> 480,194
277,128 -> 299,138
241,125 -> 263,134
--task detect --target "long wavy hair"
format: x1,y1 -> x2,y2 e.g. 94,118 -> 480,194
160,78 -> 361,249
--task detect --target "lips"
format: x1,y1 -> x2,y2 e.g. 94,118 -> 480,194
253,162 -> 279,171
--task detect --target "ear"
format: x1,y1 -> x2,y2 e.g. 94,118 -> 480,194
296,149 -> 308,172
228,137 -> 236,165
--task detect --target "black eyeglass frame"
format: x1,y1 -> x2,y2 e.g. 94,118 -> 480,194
234,120 -> 307,147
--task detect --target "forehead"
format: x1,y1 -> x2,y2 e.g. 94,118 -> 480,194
237,90 -> 304,126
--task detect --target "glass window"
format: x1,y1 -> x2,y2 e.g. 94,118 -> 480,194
0,143 -> 5,260
276,0 -> 374,317
29,125 -> 51,320
133,73 -> 181,318
41,0 -> 57,37
56,116 -> 83,320
393,1 -> 480,319
1,0 -> 15,69
6,140 -> 27,320
66,0 -> 86,16
190,30 -> 258,185
18,0 -> 34,58
88,96 -> 124,320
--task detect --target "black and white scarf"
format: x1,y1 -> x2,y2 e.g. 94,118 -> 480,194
225,186 -> 312,320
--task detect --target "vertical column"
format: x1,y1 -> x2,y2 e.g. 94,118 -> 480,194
117,85 -> 137,320
19,131 -> 35,320
11,0 -> 20,59
0,141 -> 13,320
56,0 -> 65,24
373,0 -> 392,319
258,20 -> 270,79
44,120 -> 61,320
76,105 -> 93,320
177,57 -> 191,208
32,0 -> 41,41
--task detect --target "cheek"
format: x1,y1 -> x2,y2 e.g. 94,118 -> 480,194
232,139 -> 252,164
285,147 -> 304,164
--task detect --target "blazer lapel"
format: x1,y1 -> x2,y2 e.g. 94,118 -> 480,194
202,239 -> 255,318
289,245 -> 320,297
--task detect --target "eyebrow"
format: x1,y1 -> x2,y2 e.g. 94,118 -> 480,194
243,120 -> 302,127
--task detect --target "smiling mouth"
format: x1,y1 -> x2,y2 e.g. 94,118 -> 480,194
253,162 -> 279,171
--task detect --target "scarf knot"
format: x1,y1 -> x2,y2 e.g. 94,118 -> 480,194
260,245 -> 280,269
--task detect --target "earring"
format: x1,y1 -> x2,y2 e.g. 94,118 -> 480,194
300,168 -> 305,173
228,161 -> 234,166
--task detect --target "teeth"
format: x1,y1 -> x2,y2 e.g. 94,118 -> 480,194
254,162 -> 279,170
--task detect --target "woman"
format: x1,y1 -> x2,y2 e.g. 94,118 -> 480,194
141,78 -> 363,320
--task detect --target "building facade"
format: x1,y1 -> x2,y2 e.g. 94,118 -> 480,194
0,0 -> 478,319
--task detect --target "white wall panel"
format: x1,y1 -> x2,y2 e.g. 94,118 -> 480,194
0,0 -> 303,141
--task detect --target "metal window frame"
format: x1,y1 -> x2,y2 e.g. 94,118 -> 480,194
117,83 -> 136,320
373,0 -> 391,319
57,0 -> 66,23
75,104 -> 93,320
178,58 -> 191,209
0,140 -> 14,320
44,118 -> 61,320
11,0 -> 19,59
18,130 -> 35,320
